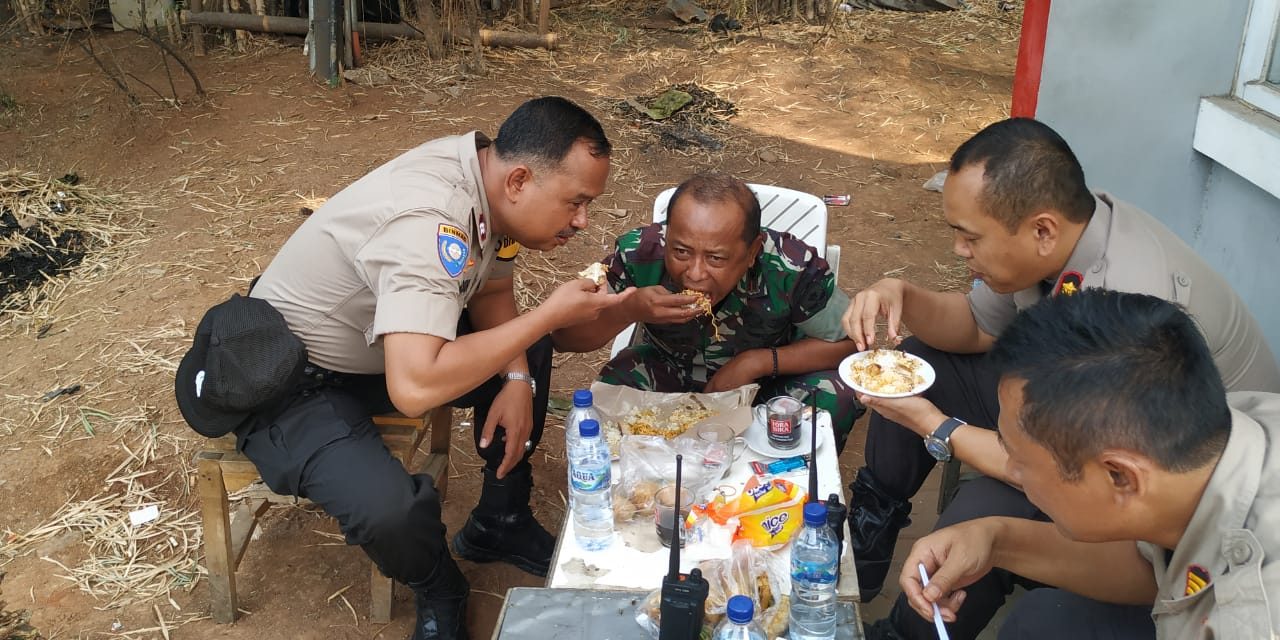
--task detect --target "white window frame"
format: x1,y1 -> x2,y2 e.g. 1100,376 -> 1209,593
1236,0 -> 1280,114
1192,0 -> 1280,199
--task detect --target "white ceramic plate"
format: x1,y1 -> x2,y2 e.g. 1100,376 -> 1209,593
839,350 -> 937,399
744,414 -> 818,458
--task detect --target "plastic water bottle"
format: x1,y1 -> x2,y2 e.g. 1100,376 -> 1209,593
565,389 -> 602,508
565,389 -> 601,461
569,419 -> 614,551
712,595 -> 767,640
789,502 -> 838,640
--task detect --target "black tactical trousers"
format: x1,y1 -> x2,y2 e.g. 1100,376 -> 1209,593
864,337 -> 1051,640
234,314 -> 552,585
997,589 -> 1154,640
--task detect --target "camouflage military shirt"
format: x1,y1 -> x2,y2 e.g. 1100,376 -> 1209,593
602,223 -> 849,381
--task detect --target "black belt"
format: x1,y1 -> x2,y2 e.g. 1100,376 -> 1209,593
301,363 -> 358,388
296,363 -> 386,395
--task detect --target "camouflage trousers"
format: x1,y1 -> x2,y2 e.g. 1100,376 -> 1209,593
598,344 -> 864,452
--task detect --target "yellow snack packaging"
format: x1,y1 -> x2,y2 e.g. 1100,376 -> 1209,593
697,477 -> 808,548
705,477 -> 791,525
733,478 -> 806,548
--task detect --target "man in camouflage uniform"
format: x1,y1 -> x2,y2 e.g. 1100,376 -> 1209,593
552,173 -> 863,450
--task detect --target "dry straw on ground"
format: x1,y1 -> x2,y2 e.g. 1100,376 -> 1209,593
0,424 -> 203,609
0,171 -> 150,335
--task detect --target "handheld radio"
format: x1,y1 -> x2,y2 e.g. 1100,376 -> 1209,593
807,387 -> 820,504
657,454 -> 709,640
805,389 -> 848,574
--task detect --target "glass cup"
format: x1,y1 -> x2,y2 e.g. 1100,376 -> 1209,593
653,484 -> 695,548
695,422 -> 746,478
752,395 -> 803,450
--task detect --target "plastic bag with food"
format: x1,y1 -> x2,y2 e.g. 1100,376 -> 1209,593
613,435 -> 727,523
633,541 -> 790,639
588,382 -> 758,457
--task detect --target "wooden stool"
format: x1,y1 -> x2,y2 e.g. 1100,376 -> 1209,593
195,407 -> 453,624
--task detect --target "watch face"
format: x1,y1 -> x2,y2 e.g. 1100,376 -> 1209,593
924,437 -> 950,462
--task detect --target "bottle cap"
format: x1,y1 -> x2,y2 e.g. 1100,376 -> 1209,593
579,419 -> 600,438
726,594 -> 753,624
803,502 -> 828,527
573,389 -> 593,407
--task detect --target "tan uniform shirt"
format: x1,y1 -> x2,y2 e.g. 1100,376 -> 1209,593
967,192 -> 1280,393
251,132 -> 519,374
1136,391 -> 1280,639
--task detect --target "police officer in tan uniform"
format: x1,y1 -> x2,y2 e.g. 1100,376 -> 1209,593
843,118 -> 1280,640
177,97 -> 631,640
898,290 -> 1280,640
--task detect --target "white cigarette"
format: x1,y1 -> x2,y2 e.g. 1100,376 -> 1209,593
917,563 -> 951,640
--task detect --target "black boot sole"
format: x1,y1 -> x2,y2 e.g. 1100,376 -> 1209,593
451,530 -> 550,578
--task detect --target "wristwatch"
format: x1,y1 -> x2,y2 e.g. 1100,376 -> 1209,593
924,417 -> 966,462
504,372 -> 537,396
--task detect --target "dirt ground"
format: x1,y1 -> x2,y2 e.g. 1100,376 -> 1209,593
0,3 -> 1017,638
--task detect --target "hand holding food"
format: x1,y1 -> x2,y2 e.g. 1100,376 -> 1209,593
577,262 -> 608,288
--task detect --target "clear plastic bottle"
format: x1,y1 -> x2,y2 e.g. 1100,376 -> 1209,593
712,595 -> 767,640
568,418 -> 614,551
789,502 -> 838,640
564,389 -> 601,469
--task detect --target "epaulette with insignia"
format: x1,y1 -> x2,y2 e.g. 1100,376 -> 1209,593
1185,564 -> 1210,596
1054,270 -> 1084,297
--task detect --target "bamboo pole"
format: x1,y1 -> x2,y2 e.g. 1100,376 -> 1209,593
179,11 -> 559,48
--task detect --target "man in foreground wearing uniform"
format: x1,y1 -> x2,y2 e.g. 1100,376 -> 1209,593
551,173 -> 863,449
844,118 -> 1280,639
175,97 -> 632,640
900,290 -> 1279,639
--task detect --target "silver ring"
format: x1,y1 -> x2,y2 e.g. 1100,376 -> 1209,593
524,440 -> 534,453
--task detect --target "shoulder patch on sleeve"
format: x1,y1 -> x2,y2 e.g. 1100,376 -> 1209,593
496,237 -> 521,261
437,223 -> 470,278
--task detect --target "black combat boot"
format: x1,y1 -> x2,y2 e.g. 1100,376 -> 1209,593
407,555 -> 470,640
451,463 -> 556,577
848,467 -> 913,602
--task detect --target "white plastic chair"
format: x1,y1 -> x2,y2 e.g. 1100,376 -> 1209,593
608,184 -> 841,358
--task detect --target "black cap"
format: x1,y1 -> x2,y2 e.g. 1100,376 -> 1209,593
174,294 -> 307,437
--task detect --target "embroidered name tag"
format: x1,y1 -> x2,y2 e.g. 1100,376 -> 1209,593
438,224 -> 470,278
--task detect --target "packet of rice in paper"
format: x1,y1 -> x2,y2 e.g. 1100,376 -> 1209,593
732,479 -> 806,548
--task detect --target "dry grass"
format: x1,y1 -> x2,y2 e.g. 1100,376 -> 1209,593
0,171 -> 152,335
0,424 -> 203,609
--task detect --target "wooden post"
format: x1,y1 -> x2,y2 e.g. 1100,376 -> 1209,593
536,0 -> 548,35
197,455 -> 239,624
190,0 -> 206,54
230,0 -> 248,51
430,407 -> 452,498
370,564 -> 394,624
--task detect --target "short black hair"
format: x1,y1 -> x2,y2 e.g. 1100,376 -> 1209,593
949,118 -> 1096,232
990,289 -> 1231,481
665,173 -> 761,244
493,96 -> 611,168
